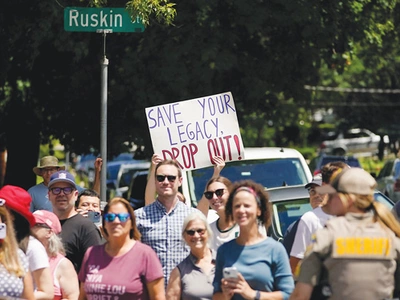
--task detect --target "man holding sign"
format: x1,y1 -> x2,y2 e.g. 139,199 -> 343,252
145,91 -> 245,170
134,159 -> 199,288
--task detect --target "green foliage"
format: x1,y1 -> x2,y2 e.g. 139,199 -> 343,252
1,0 -> 400,169
126,0 -> 177,26
358,156 -> 385,175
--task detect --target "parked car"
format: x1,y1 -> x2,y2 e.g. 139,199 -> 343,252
375,158 -> 400,202
318,128 -> 389,156
308,154 -> 362,175
75,153 -> 97,183
181,147 -> 313,207
106,160 -> 150,199
267,185 -> 394,241
126,170 -> 149,209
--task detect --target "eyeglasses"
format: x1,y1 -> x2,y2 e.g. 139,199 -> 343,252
185,228 -> 206,236
204,188 -> 225,200
50,187 -> 75,195
156,175 -> 177,183
104,213 -> 130,222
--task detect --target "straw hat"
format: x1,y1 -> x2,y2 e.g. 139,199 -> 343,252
33,156 -> 65,176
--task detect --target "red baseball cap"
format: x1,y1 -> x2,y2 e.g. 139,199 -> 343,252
0,185 -> 35,227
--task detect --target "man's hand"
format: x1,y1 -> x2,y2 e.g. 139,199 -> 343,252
76,208 -> 89,218
94,157 -> 103,173
151,154 -> 164,167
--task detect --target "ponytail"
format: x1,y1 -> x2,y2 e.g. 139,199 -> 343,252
371,201 -> 400,238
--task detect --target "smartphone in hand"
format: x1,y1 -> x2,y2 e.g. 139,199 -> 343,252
223,267 -> 239,279
88,211 -> 101,223
0,223 -> 6,239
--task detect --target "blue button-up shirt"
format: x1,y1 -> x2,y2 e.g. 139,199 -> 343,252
134,199 -> 199,286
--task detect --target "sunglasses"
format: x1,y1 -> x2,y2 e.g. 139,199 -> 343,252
204,188 -> 225,200
50,187 -> 75,195
104,213 -> 130,222
185,228 -> 206,236
156,175 -> 177,183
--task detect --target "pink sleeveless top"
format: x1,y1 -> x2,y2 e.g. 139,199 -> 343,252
49,253 -> 65,300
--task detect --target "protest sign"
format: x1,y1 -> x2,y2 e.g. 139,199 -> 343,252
145,91 -> 245,170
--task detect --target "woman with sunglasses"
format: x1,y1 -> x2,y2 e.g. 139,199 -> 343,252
203,176 -> 237,251
167,211 -> 215,300
213,180 -> 294,300
0,199 -> 35,300
78,197 -> 165,300
201,158 -> 266,251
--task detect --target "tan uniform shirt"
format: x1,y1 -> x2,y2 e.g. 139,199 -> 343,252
297,212 -> 400,300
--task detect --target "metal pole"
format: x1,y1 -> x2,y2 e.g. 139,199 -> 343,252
100,31 -> 109,202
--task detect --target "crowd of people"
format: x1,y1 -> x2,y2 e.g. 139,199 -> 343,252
1,153 -> 400,300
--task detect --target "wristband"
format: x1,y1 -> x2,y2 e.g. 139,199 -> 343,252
254,290 -> 260,300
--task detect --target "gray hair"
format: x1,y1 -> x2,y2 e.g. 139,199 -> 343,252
47,233 -> 66,257
181,211 -> 213,241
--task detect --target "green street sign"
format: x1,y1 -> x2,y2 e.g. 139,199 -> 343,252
64,7 -> 145,33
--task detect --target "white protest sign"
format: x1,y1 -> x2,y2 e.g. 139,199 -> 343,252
145,91 -> 245,170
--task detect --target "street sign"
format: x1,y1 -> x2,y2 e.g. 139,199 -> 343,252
64,7 -> 145,33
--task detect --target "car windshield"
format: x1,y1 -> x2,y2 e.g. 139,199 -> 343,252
119,167 -> 148,188
270,191 -> 393,240
373,191 -> 393,210
187,158 -> 309,203
272,198 -> 311,237
107,164 -> 121,181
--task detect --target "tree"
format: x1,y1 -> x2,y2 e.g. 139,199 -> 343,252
0,0 -> 398,189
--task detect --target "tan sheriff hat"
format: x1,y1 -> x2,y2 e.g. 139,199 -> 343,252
316,168 -> 376,196
33,156 -> 65,176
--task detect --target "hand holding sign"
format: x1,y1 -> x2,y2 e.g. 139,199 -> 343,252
145,92 -> 244,171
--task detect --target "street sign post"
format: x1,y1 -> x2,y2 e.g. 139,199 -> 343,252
64,7 -> 144,201
64,7 -> 145,33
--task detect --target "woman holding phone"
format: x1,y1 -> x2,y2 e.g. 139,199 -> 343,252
212,180 -> 294,300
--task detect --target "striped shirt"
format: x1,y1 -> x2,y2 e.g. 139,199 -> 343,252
134,200 -> 199,287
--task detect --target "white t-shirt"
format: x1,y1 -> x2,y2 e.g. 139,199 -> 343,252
209,220 -> 239,251
27,236 -> 50,290
290,206 -> 331,259
209,219 -> 267,251
207,209 -> 219,224
27,236 -> 49,272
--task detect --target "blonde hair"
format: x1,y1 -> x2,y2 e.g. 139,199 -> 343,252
372,201 -> 400,237
340,193 -> 400,237
0,206 -> 26,277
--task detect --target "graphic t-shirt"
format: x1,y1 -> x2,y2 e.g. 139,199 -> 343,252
79,241 -> 163,300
